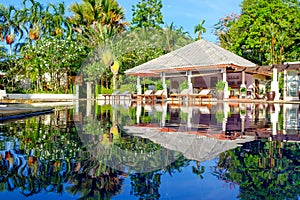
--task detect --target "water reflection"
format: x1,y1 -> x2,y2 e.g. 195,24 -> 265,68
0,102 -> 299,199
96,102 -> 299,142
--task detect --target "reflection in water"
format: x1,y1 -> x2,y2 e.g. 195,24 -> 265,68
0,102 -> 299,199
215,140 -> 300,199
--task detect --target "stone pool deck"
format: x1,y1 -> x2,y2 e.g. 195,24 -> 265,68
0,105 -> 53,121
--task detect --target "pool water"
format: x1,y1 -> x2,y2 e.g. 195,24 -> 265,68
0,102 -> 299,199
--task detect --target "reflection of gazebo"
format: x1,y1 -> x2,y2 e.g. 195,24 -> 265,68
124,126 -> 254,163
125,39 -> 257,99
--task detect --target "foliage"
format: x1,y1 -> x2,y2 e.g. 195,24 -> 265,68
213,12 -> 240,49
215,110 -> 224,123
118,83 -> 136,92
69,0 -> 128,32
240,87 -> 246,93
214,0 -> 300,65
216,81 -> 226,92
0,112 -> 125,199
180,80 -> 188,91
131,0 -> 164,29
155,80 -> 163,90
19,36 -> 87,92
194,19 -> 206,40
265,79 -> 272,92
215,140 -> 300,199
1,0 -> 193,94
100,86 -> 113,94
0,0 -> 74,56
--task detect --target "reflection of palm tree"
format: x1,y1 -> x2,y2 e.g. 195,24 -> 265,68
192,161 -> 205,179
66,158 -> 124,199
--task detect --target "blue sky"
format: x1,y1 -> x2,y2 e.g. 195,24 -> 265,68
2,0 -> 242,42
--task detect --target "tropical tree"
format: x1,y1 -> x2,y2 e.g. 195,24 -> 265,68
0,45 -> 5,59
194,19 -> 206,40
19,37 -> 87,92
21,0 -> 43,42
69,0 -> 128,34
131,0 -> 164,29
161,22 -> 192,52
0,4 -> 22,55
19,0 -> 73,42
215,140 -> 300,199
213,0 -> 300,65
43,3 -> 73,39
213,12 -> 240,49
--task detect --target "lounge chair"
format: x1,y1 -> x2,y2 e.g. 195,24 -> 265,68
170,88 -> 191,103
153,90 -> 167,101
131,90 -> 154,102
189,89 -> 211,102
142,90 -> 155,102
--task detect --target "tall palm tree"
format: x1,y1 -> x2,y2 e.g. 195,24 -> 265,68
194,19 -> 206,40
0,4 -> 22,56
18,0 -> 43,43
44,3 -> 73,39
69,0 -> 128,34
162,22 -> 192,52
99,0 -> 128,32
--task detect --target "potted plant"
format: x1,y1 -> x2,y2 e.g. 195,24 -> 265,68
265,81 -> 275,101
240,87 -> 247,98
216,81 -> 226,100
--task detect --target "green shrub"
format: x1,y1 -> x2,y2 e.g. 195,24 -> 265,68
100,86 -> 113,94
216,81 -> 226,92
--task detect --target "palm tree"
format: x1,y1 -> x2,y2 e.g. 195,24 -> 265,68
98,0 -> 128,32
162,22 -> 192,52
194,19 -> 206,40
18,0 -> 43,44
0,4 -> 22,56
69,0 -> 128,34
44,3 -> 73,39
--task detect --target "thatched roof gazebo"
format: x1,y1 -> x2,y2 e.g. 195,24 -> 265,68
125,39 -> 257,98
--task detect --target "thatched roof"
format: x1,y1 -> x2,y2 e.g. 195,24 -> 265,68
125,39 -> 257,76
